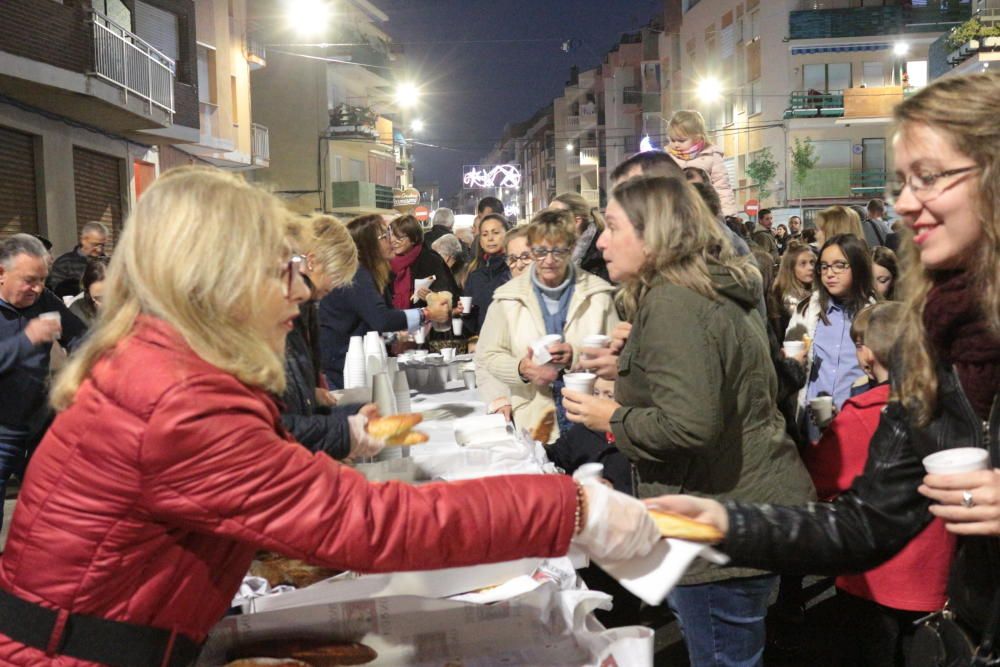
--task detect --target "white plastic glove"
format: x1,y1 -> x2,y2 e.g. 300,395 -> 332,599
572,480 -> 661,562
346,414 -> 385,460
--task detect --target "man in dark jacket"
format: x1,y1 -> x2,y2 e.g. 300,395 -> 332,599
0,235 -> 87,530
422,207 -> 455,249
47,222 -> 109,298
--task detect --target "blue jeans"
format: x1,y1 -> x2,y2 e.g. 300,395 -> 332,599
667,574 -> 778,667
0,425 -> 28,536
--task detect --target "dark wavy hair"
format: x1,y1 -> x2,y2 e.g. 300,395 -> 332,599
347,214 -> 390,292
808,234 -> 877,325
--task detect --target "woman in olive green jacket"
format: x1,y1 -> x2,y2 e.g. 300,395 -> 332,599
562,175 -> 814,667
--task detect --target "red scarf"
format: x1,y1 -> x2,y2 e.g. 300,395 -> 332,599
923,271 -> 1000,420
390,245 -> 422,309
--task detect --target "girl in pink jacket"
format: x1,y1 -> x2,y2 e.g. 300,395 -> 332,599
667,110 -> 738,216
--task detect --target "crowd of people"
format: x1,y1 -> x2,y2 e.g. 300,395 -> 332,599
0,71 -> 996,667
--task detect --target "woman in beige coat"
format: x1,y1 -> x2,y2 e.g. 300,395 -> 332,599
476,210 -> 618,442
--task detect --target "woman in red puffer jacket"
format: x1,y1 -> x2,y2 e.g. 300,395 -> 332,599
0,167 -> 659,666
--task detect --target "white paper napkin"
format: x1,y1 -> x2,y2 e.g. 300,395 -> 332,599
595,539 -> 730,606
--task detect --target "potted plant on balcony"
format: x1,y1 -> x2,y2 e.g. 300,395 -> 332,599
946,18 -> 1000,64
790,138 -> 818,217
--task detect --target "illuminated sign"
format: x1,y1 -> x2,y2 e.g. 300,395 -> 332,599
462,164 -> 522,189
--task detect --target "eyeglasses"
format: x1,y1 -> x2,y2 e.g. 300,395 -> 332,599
884,165 -> 978,205
819,261 -> 850,275
377,231 -> 389,241
281,255 -> 305,296
506,252 -> 533,267
531,246 -> 571,261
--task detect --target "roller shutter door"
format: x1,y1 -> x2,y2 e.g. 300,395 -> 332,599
73,147 -> 124,252
0,126 -> 39,239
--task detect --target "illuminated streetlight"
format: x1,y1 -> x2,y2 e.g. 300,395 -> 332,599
893,41 -> 910,56
286,0 -> 333,35
566,143 -> 574,152
394,82 -> 421,108
696,76 -> 723,103
410,118 -> 424,133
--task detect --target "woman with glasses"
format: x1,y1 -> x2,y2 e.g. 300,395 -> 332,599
67,258 -> 108,329
319,215 -> 450,389
476,209 -> 617,441
463,213 -> 511,333
559,175 -> 813,666
388,214 -> 457,310
649,72 -> 1000,661
787,234 -> 877,442
0,167 -> 661,665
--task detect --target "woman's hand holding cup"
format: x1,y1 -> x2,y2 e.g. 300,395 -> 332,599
920,448 -> 1000,536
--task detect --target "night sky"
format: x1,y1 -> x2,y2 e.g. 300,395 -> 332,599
377,0 -> 663,198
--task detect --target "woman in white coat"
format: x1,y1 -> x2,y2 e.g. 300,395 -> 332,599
476,210 -> 618,442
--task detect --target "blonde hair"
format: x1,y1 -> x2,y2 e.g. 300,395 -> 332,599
301,214 -> 357,292
51,167 -> 291,409
552,192 -> 605,232
668,110 -> 708,142
815,205 -> 865,242
892,71 -> 1000,424
527,209 -> 577,247
611,175 -> 756,319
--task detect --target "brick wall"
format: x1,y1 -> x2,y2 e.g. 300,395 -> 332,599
0,0 -> 89,74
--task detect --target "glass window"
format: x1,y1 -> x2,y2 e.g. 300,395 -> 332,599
827,63 -> 851,91
803,64 -> 825,91
750,80 -> 763,115
863,62 -> 884,87
748,10 -> 759,41
811,140 -> 851,168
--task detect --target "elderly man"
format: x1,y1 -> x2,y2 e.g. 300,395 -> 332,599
47,221 -> 109,298
423,207 -> 455,248
0,235 -> 86,528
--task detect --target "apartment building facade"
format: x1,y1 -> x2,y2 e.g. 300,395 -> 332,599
249,0 -> 403,216
0,0 -> 198,252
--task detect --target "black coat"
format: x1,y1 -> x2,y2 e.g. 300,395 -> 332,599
46,248 -> 89,298
462,253 -> 510,334
545,424 -> 634,495
282,309 -> 361,460
0,290 -> 86,432
422,225 -> 451,248
404,246 -> 458,307
578,232 -> 610,283
725,363 -> 999,638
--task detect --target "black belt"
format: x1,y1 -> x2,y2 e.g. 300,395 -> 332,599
0,588 -> 199,667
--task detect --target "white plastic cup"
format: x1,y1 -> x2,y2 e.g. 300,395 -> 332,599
441,347 -> 456,362
463,369 -> 477,389
459,296 -> 472,312
563,372 -> 597,395
809,396 -> 835,425
581,334 -> 612,360
452,318 -> 463,336
783,341 -> 805,356
532,333 -> 564,364
39,311 -> 61,324
573,462 -> 605,482
413,326 -> 427,345
923,448 -> 991,475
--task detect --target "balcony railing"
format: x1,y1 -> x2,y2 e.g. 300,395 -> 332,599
246,32 -> 266,69
566,115 -> 580,132
580,147 -> 600,166
252,123 -> 269,164
88,10 -> 175,115
851,169 -> 887,195
330,181 -> 395,211
783,90 -> 845,119
789,4 -> 970,40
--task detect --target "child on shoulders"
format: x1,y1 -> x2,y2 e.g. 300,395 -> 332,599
666,110 -> 738,216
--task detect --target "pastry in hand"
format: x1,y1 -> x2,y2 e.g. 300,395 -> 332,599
385,430 -> 429,447
648,509 -> 724,543
531,409 -> 556,444
365,413 -> 423,439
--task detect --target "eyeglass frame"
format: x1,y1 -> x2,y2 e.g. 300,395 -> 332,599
530,246 -> 572,262
819,261 -> 851,275
884,165 -> 979,205
506,251 -> 533,267
281,255 -> 305,296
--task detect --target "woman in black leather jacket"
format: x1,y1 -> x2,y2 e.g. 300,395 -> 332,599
648,71 -> 1000,644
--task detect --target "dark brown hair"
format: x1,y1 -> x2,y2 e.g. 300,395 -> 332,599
347,215 -> 390,292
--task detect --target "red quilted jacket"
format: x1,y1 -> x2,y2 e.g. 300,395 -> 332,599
0,317 -> 577,665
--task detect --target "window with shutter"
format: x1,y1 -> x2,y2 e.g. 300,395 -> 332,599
134,1 -> 179,62
73,148 -> 124,253
0,126 -> 39,239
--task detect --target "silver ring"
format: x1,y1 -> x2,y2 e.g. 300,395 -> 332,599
962,490 -> 975,508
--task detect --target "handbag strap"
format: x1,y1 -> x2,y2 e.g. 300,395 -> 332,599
973,541 -> 1000,665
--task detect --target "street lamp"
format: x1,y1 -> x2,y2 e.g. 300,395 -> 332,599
410,118 -> 424,133
695,76 -> 723,103
285,0 -> 333,35
566,143 -> 574,152
394,82 -> 421,109
893,41 -> 910,56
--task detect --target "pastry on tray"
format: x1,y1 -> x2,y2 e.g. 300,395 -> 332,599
531,408 -> 556,444
228,639 -> 378,666
648,509 -> 724,544
249,552 -> 340,589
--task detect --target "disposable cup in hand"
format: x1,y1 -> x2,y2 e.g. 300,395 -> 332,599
923,448 -> 990,475
452,318 -> 463,336
783,341 -> 805,356
413,326 -> 427,345
532,334 -> 563,364
581,334 -> 611,359
459,296 -> 472,312
563,372 -> 597,395
39,312 -> 61,324
573,462 -> 605,482
809,396 -> 834,425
